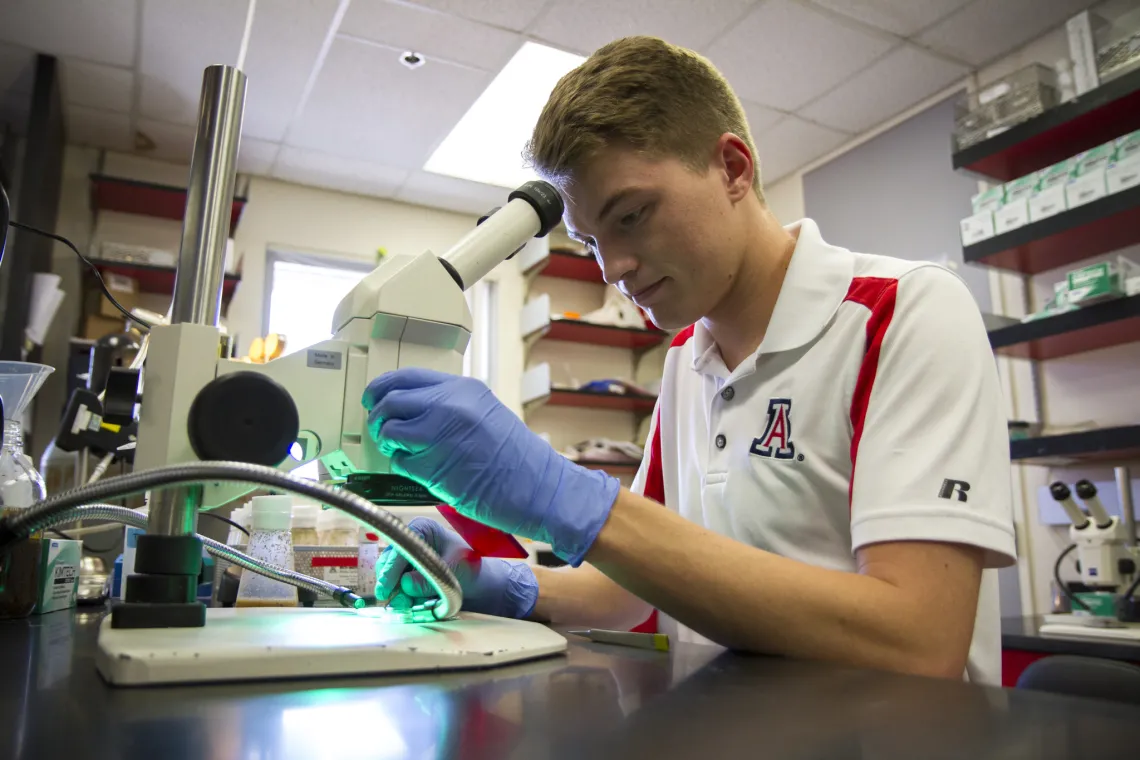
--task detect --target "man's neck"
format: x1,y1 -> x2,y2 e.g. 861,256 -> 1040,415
703,210 -> 798,372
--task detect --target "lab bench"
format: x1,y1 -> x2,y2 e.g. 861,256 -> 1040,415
1001,615 -> 1140,687
2,608 -> 1138,760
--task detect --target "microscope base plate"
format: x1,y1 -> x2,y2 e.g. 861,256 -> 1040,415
95,607 -> 567,686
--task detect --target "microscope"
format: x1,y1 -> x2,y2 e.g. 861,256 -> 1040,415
2,65 -> 570,685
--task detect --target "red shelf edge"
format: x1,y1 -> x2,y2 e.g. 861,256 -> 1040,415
90,174 -> 247,236
541,319 -> 667,350
546,389 -> 657,412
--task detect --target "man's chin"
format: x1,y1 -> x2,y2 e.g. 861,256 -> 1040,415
644,307 -> 692,332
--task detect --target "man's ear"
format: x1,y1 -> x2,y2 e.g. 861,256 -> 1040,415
714,133 -> 755,202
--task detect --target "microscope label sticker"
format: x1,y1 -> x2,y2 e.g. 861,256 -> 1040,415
307,350 -> 343,370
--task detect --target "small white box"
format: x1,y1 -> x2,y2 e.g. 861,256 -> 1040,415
1107,156 -> 1140,194
960,211 -> 996,245
1065,170 -> 1107,209
1028,185 -> 1067,222
995,200 -> 1030,234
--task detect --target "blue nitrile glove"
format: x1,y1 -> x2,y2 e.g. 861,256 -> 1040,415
376,517 -> 538,618
362,368 -> 620,566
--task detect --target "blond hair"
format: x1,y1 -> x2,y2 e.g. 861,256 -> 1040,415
525,36 -> 763,201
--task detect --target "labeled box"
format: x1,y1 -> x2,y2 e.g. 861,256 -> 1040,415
1066,170 -> 1108,208
1107,155 -> 1140,194
35,539 -> 81,615
960,211 -> 995,245
971,185 -> 1006,215
1067,261 -> 1122,305
995,200 -> 1030,233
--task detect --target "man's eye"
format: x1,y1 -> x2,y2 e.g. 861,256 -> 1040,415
619,207 -> 645,227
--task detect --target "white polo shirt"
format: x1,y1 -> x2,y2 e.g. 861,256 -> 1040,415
632,219 -> 1016,686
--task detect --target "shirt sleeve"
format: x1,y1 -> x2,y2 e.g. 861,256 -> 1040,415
849,266 -> 1016,568
630,400 -> 660,499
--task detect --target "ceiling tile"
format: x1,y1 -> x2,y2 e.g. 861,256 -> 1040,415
916,0 -> 1092,66
241,0 -> 342,142
272,147 -> 409,198
406,0 -> 549,32
0,0 -> 137,67
396,171 -> 509,215
529,0 -> 757,55
135,118 -> 197,164
237,138 -> 280,175
742,99 -> 784,136
808,0 -> 972,37
63,59 -> 133,112
754,116 -> 848,184
799,45 -> 967,134
0,42 -> 36,97
284,37 -> 491,170
707,0 -> 896,111
138,0 -> 247,126
341,0 -> 523,71
66,106 -> 133,152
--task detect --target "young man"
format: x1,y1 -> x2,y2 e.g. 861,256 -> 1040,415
368,36 -> 1015,684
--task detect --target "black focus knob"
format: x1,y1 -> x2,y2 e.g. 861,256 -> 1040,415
187,372 -> 299,466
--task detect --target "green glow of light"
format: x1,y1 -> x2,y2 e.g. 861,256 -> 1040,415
353,597 -> 366,610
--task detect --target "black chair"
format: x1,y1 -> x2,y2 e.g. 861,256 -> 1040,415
1016,655 -> 1140,705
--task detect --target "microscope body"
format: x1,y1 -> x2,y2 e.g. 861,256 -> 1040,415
134,248 -> 472,510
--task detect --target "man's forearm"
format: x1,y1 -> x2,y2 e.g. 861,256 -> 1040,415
529,562 -> 654,630
586,489 -> 976,678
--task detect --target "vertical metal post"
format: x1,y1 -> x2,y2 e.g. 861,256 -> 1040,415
1117,466 -> 1136,549
171,64 -> 246,328
151,65 -> 246,538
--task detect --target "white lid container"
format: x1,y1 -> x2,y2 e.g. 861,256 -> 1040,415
291,502 -> 319,529
251,495 -> 293,531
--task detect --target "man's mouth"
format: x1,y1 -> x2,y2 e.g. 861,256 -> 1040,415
627,278 -> 666,303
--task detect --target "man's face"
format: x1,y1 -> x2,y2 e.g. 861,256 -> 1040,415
558,146 -> 746,330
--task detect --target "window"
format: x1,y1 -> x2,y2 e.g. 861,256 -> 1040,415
264,249 -> 374,355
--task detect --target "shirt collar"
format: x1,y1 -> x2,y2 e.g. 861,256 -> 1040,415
689,218 -> 855,376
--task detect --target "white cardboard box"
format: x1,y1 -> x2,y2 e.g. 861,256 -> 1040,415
960,211 -> 996,245
995,200 -> 1030,234
1065,170 -> 1107,209
1107,157 -> 1140,194
1028,185 -> 1067,223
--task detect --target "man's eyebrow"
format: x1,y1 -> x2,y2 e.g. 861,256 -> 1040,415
597,188 -> 641,225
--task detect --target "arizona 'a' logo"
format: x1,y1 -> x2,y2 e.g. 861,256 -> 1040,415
750,399 -> 795,460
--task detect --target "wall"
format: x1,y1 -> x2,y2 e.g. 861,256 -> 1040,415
763,173 -> 805,224
801,94 -> 992,312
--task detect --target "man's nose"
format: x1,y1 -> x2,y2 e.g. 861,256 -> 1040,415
596,242 -> 638,286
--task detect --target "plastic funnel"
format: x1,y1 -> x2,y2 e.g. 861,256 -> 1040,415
0,362 -> 54,423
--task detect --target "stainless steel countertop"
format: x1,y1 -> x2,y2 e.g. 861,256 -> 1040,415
3,607 -> 1138,759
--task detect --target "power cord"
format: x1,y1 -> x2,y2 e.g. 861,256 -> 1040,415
1054,543 -> 1092,613
199,511 -> 250,538
7,220 -> 153,331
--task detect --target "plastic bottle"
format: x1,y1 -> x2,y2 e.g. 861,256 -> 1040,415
291,502 -> 320,546
227,503 -> 252,545
317,507 -> 360,547
357,525 -> 383,598
235,495 -> 298,607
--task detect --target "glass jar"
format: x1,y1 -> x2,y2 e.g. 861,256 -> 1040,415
0,420 -> 45,619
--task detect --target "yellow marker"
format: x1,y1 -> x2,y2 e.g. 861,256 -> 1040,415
568,629 -> 670,652
100,421 -> 122,433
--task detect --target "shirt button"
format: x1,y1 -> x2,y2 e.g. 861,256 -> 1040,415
721,386 -> 735,401
715,434 -> 726,449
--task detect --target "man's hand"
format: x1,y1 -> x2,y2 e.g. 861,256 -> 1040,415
362,369 -> 620,565
376,518 -> 538,618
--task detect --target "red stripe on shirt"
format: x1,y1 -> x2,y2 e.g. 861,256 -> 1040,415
631,325 -> 694,633
844,277 -> 898,511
